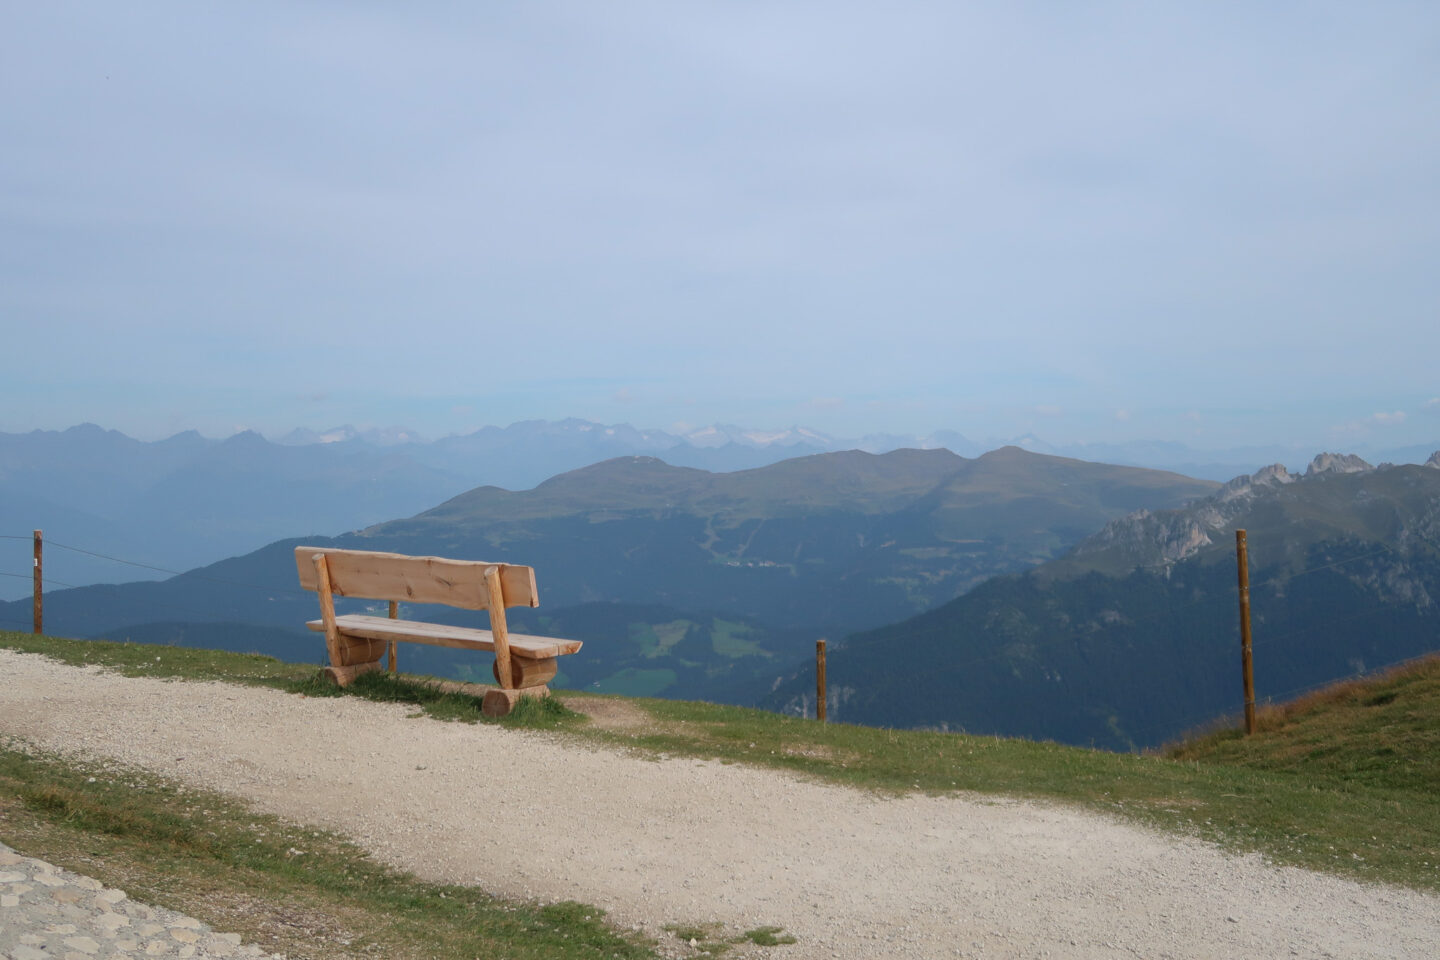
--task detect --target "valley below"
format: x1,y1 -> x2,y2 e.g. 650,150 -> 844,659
3,437 -> 1438,752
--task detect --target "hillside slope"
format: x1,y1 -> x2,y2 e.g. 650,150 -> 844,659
765,453 -> 1440,749
361,446 -> 1215,632
1167,652 -> 1440,796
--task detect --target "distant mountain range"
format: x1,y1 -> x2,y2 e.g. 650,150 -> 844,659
764,452 -> 1440,750
350,446 -> 1216,633
1,420 -> 972,599
0,446 -> 1216,701
270,419 -> 1440,484
4,418 -> 1434,602
0,424 -> 468,600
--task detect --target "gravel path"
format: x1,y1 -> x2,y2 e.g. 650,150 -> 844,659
0,649 -> 1436,960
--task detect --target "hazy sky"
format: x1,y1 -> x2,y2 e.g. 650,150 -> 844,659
3,2 -> 1437,449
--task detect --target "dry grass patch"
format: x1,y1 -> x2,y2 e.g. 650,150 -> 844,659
563,695 -> 652,732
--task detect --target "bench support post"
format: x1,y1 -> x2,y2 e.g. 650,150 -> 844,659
485,565 -> 515,690
313,554 -> 342,667
313,553 -> 382,687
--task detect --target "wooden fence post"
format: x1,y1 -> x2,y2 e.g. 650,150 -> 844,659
816,638 -> 827,723
1236,529 -> 1255,735
32,529 -> 42,635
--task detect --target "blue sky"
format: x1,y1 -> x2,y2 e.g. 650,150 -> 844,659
3,2 -> 1437,449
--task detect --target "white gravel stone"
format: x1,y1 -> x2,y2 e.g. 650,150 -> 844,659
0,839 -> 283,959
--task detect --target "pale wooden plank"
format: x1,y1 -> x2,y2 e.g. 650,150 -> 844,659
294,546 -> 539,609
305,615 -> 583,660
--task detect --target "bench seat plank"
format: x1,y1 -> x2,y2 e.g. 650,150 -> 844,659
306,614 -> 582,660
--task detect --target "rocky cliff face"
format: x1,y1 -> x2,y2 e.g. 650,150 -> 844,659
1306,452 -> 1375,476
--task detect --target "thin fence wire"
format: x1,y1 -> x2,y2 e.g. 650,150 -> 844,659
1,533 -> 313,600
45,538 -> 314,598
1,534 -> 315,629
0,571 -> 76,589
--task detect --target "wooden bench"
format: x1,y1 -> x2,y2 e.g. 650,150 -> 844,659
294,546 -> 582,717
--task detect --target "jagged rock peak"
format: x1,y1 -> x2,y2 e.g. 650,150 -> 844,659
1253,463 -> 1294,485
1218,462 -> 1294,502
1426,451 -> 1440,469
1306,452 -> 1373,477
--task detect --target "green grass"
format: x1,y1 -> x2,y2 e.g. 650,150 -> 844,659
293,670 -> 586,730
649,620 -> 691,658
3,631 -> 1438,898
661,922 -> 796,955
1166,655 -> 1440,794
710,619 -> 764,659
0,630 -> 316,684
741,926 -> 797,946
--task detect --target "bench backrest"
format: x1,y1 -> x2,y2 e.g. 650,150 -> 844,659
294,546 -> 539,610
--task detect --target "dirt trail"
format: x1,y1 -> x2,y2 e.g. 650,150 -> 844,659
1,649 -> 1435,959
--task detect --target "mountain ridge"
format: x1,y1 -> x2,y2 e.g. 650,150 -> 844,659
2,446 -> 1218,704
765,452 -> 1440,749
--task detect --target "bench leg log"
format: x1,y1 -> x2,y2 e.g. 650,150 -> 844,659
481,685 -> 550,718
485,655 -> 557,716
322,660 -> 383,687
493,655 -> 558,690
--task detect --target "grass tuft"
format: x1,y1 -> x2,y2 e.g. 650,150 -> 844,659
505,690 -> 585,728
741,926 -> 797,946
663,923 -> 732,956
284,669 -> 586,729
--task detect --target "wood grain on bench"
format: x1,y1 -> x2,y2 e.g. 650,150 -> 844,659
294,548 -> 538,609
294,545 -> 580,714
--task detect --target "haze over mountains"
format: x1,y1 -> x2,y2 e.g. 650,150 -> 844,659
269,420 -> 1440,485
765,452 -> 1440,749
0,446 -> 1214,700
6,420 -> 1438,603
